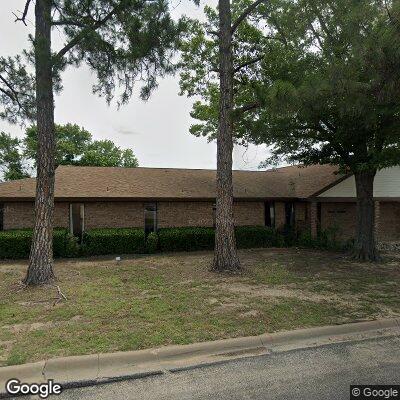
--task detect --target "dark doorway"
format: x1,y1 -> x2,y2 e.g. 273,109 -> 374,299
285,202 -> 295,227
144,203 -> 157,235
70,203 -> 84,239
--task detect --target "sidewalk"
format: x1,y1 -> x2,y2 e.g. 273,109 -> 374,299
0,318 -> 399,398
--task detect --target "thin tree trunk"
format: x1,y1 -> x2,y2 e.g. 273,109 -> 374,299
353,170 -> 380,262
24,0 -> 56,285
212,0 -> 241,272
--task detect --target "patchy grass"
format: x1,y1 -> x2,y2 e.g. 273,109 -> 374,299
0,248 -> 399,366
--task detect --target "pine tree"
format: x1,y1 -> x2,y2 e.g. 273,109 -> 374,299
0,0 -> 185,284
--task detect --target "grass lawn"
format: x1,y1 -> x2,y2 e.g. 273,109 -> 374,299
0,248 -> 399,366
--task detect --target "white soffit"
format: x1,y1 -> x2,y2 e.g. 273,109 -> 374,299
318,167 -> 400,198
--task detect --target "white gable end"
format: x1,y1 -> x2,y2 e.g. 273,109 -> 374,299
318,167 -> 400,198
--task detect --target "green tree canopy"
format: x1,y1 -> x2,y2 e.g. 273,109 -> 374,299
79,139 -> 138,168
24,124 -> 91,166
0,0 -> 189,125
179,0 -> 400,260
248,0 -> 400,175
179,1 -> 267,141
180,0 -> 400,173
1,124 -> 139,180
0,132 -> 29,181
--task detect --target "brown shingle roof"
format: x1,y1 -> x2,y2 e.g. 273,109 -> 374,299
0,164 -> 342,201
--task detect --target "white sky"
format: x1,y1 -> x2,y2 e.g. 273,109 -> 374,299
0,0 -> 269,170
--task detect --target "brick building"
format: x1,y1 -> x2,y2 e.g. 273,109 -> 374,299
0,164 -> 399,243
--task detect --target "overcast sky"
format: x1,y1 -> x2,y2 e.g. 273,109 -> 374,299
0,0 -> 269,170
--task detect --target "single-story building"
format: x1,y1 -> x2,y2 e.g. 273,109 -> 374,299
0,164 -> 399,243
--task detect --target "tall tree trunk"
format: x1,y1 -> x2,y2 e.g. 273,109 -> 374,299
353,170 -> 380,261
24,0 -> 56,285
212,0 -> 241,272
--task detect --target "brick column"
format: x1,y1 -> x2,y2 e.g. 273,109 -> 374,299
310,201 -> 318,238
374,201 -> 380,242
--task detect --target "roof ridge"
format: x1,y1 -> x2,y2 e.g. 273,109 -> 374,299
56,165 -> 297,173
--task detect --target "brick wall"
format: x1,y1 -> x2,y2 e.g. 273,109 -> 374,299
158,201 -> 265,228
378,202 -> 400,242
2,200 -> 266,231
3,202 -> 69,230
320,202 -> 356,240
5,199 -> 399,242
4,202 -> 34,230
318,201 -> 400,242
157,201 -> 213,228
84,201 -> 144,229
55,203 -> 69,228
233,202 -> 264,226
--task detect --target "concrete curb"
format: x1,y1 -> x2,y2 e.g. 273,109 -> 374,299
0,318 -> 399,397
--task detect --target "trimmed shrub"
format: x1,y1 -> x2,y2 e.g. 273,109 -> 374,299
0,228 -> 68,259
282,225 -> 298,247
236,226 -> 284,249
158,227 -> 215,252
158,226 -> 284,252
83,228 -> 145,256
146,232 -> 159,254
297,231 -> 315,248
53,229 -> 69,257
0,229 -> 32,259
63,234 -> 82,258
297,228 -> 344,250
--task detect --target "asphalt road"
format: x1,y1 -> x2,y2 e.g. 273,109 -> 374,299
54,336 -> 400,399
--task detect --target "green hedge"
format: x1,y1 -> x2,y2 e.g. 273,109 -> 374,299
158,227 -> 215,252
83,228 -> 145,256
146,232 -> 159,254
0,228 -> 69,260
236,226 -> 285,249
158,226 -> 284,252
297,228 -> 350,251
0,225 -> 289,259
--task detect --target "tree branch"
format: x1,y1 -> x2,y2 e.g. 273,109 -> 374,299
13,0 -> 32,26
53,4 -> 124,64
234,55 -> 264,73
231,0 -> 265,34
234,102 -> 260,114
52,20 -> 86,28
0,75 -> 26,114
206,30 -> 220,37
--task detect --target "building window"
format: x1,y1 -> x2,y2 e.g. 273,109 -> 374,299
0,204 -> 3,231
285,202 -> 295,227
265,201 -> 275,228
70,203 -> 85,239
144,203 -> 157,235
